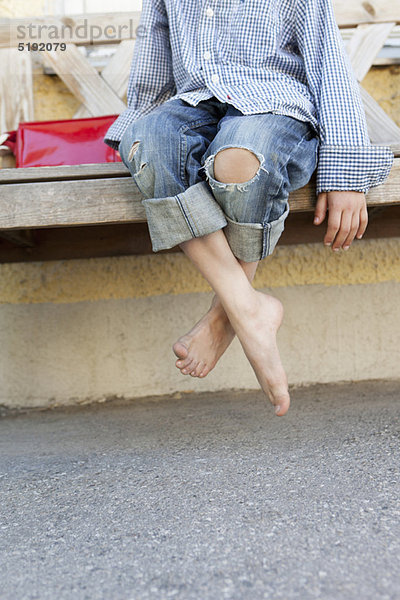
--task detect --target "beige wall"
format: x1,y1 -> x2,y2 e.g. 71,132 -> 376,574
1,238 -> 400,305
0,282 -> 400,407
1,239 -> 399,409
0,2 -> 399,408
1,279 -> 400,409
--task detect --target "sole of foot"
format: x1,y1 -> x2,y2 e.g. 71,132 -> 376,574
172,308 -> 235,378
230,291 -> 290,417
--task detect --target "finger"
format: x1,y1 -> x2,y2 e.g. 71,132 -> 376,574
314,192 -> 328,225
356,205 -> 368,239
342,213 -> 360,250
332,210 -> 352,251
324,204 -> 341,247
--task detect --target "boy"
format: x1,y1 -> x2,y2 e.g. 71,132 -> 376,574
104,0 -> 394,417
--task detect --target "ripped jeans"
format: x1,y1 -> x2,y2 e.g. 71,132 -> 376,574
118,96 -> 319,262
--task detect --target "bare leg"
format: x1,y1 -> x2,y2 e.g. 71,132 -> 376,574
173,258 -> 259,378
173,146 -> 262,379
177,229 -> 290,416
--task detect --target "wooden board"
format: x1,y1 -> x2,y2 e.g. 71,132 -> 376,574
333,1 -> 400,27
1,143 -> 399,183
1,206 -> 399,264
1,6 -> 400,49
43,43 -> 126,116
346,22 -> 396,81
74,40 -> 135,118
0,12 -> 142,48
0,163 -> 130,183
0,48 -> 34,131
361,86 -> 400,144
343,23 -> 400,144
0,159 -> 399,231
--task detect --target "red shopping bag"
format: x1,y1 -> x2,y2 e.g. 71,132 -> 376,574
1,115 -> 121,167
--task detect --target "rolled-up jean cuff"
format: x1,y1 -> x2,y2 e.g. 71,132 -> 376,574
142,181 -> 228,252
224,202 -> 290,262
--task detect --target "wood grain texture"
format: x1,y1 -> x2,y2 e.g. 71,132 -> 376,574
1,141 -> 399,183
1,13 -> 142,48
0,160 -> 399,230
345,22 -> 400,145
361,86 -> 400,144
43,44 -> 126,116
1,5 -> 399,49
346,22 -> 396,81
74,40 -> 135,118
0,177 -> 146,229
333,1 -> 400,27
1,206 -> 400,264
0,162 -> 130,183
0,49 -> 34,131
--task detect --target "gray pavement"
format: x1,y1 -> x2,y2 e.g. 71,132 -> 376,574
1,381 -> 400,600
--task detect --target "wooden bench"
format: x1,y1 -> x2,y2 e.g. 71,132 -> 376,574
0,3 -> 400,263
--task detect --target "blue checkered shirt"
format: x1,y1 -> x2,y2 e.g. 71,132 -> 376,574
104,0 -> 394,196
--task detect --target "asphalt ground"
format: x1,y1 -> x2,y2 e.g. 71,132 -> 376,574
1,380 -> 399,600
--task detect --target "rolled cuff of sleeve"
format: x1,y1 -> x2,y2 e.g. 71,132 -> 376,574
316,144 -> 394,196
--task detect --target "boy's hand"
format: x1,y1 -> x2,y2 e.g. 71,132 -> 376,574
313,190 -> 368,251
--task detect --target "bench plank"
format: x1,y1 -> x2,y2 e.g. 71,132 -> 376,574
0,159 -> 398,230
0,163 -> 130,183
1,143 -> 399,183
2,207 -> 399,264
0,230 -> 34,247
0,177 -> 146,229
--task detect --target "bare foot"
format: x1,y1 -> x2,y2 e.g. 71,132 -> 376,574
230,291 -> 290,416
173,305 -> 235,378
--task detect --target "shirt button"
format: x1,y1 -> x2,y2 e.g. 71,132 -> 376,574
203,51 -> 211,60
206,7 -> 214,17
211,73 -> 219,83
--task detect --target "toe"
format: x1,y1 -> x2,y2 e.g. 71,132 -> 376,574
176,356 -> 189,368
181,358 -> 195,375
176,353 -> 194,370
172,340 -> 189,360
180,356 -> 194,370
198,364 -> 210,378
273,394 -> 290,417
189,361 -> 201,377
191,362 -> 205,377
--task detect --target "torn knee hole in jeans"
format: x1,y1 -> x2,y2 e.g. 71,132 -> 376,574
202,146 -> 269,193
128,140 -> 147,173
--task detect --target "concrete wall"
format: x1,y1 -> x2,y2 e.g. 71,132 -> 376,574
1,2 -> 399,409
1,240 -> 399,409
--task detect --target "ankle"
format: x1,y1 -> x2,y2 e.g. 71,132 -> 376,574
207,302 -> 230,324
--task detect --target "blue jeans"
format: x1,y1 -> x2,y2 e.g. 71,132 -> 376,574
119,96 -> 319,262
